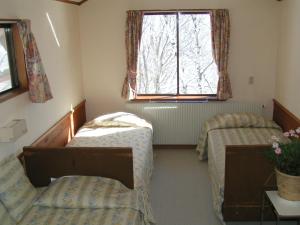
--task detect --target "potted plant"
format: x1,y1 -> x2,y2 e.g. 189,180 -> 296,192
266,127 -> 300,201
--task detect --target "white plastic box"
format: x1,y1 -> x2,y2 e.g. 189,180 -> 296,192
0,119 -> 27,142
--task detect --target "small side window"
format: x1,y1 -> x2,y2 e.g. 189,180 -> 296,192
0,23 -> 28,103
0,24 -> 19,94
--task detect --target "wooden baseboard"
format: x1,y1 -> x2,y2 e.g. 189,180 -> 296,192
153,144 -> 197,150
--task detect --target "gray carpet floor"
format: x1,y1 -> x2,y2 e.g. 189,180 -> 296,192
150,149 -> 297,225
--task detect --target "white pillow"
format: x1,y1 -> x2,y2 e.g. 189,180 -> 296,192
0,155 -> 37,222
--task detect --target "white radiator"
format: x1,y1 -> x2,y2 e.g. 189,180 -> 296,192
125,101 -> 264,145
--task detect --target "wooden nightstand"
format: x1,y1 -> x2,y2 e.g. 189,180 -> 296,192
261,191 -> 300,225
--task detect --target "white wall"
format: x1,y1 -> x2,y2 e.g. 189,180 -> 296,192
0,0 -> 84,159
276,0 -> 300,119
79,0 -> 281,120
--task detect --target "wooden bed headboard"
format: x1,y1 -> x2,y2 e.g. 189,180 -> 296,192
32,100 -> 86,147
273,99 -> 300,131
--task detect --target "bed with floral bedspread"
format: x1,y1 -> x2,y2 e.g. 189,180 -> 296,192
0,155 -> 154,225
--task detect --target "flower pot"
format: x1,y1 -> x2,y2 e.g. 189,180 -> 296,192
276,169 -> 300,201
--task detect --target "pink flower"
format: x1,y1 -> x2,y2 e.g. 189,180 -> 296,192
274,148 -> 282,155
296,127 -> 300,134
272,142 -> 279,149
289,130 -> 296,135
283,132 -> 290,137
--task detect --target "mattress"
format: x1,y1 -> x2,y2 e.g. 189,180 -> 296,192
207,127 -> 287,219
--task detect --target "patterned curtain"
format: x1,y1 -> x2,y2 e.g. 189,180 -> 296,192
17,20 -> 53,103
210,9 -> 232,100
121,11 -> 144,99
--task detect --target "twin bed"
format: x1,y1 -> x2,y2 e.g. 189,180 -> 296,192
27,102 -> 154,195
196,100 -> 300,221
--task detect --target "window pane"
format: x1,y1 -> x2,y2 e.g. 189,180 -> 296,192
0,28 -> 13,93
179,14 -> 218,95
137,15 -> 177,94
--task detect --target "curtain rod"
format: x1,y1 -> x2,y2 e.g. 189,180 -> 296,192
0,19 -> 21,23
127,9 -> 226,13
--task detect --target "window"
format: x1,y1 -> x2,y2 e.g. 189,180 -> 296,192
136,12 -> 218,99
0,24 -> 19,94
0,22 -> 28,103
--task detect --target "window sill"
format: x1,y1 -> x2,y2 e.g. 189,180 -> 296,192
129,95 -> 224,103
0,88 -> 28,103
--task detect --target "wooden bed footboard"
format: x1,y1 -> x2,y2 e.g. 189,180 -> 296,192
23,147 -> 134,189
223,145 -> 275,221
219,100 -> 299,221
